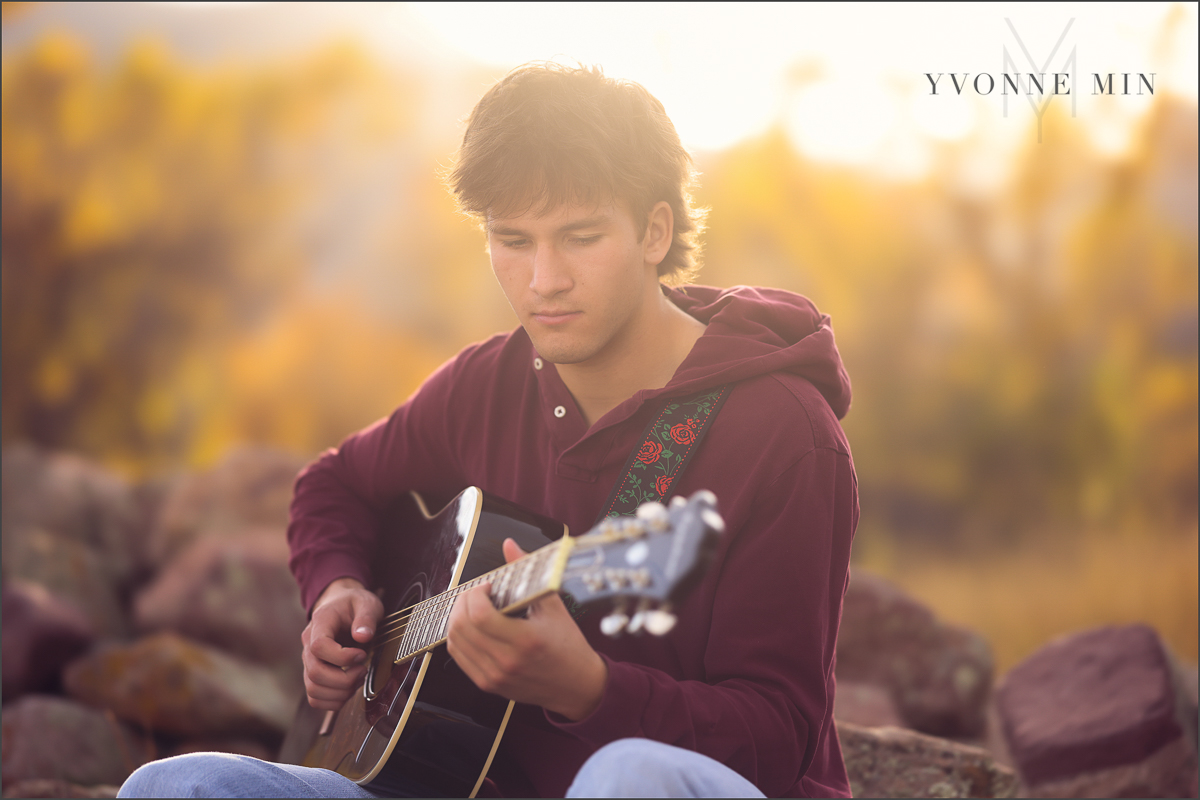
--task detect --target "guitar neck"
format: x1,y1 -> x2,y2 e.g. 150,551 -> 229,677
392,537 -> 571,662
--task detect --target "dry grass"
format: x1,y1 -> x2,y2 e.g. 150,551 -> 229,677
857,526 -> 1199,676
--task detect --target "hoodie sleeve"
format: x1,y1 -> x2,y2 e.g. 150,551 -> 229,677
548,445 -> 857,796
287,357 -> 468,613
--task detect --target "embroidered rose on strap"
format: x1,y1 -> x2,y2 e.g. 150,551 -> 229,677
655,475 -> 673,496
637,440 -> 663,465
670,423 -> 697,446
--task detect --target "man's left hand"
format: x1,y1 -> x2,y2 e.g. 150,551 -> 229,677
446,538 -> 607,721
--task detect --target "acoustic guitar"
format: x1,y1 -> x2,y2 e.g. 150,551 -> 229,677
281,486 -> 723,797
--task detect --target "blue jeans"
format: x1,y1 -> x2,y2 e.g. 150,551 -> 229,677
118,738 -> 765,798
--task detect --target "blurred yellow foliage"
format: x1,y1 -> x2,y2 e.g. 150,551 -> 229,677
2,35 -> 1196,562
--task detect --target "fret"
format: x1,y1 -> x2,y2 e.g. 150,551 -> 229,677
496,564 -> 514,607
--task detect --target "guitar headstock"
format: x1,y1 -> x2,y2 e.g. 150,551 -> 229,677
562,490 -> 723,637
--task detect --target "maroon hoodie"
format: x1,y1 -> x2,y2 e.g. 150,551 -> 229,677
288,284 -> 858,797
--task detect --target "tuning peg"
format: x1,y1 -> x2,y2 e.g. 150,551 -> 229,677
643,608 -> 677,636
692,489 -> 717,507
600,609 -> 630,637
669,495 -> 687,510
636,501 -> 670,531
620,517 -> 647,538
626,599 -> 652,635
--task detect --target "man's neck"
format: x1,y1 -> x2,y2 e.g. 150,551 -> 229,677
556,290 -> 706,429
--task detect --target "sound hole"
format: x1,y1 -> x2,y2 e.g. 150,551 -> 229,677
365,581 -> 425,700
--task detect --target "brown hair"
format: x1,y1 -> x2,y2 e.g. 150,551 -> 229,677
447,62 -> 706,283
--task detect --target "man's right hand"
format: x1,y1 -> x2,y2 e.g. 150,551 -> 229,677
301,577 -> 384,710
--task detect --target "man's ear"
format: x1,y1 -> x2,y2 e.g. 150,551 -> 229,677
643,201 -> 674,268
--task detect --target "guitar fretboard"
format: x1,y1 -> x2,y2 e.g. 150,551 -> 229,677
395,538 -> 565,661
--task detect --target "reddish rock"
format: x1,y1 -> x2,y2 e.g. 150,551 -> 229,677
1,444 -> 148,584
1,527 -> 130,638
0,695 -> 153,789
2,580 -> 95,701
147,447 -> 307,569
834,680 -> 905,728
62,632 -> 294,739
2,779 -> 120,798
133,529 -> 305,694
837,720 -> 1017,798
996,624 -> 1198,797
837,570 -> 994,737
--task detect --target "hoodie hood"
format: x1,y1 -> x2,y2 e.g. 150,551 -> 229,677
664,284 -> 852,419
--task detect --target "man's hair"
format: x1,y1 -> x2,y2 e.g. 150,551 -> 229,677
448,62 -> 706,283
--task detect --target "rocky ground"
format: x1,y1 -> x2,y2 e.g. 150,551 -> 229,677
2,443 -> 1197,798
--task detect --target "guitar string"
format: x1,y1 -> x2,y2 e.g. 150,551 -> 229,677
370,546 -> 558,642
369,549 -> 559,652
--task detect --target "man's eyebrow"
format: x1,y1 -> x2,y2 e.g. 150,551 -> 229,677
487,213 -> 613,236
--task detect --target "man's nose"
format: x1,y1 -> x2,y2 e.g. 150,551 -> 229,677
529,244 -> 574,297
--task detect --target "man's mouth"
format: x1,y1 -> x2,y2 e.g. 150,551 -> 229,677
531,310 -> 581,326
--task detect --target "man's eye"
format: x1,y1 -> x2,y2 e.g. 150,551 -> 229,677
500,239 -> 528,249
572,235 -> 601,246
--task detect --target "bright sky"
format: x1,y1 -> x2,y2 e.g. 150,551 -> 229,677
400,2 -> 1197,180
23,2 -> 1200,181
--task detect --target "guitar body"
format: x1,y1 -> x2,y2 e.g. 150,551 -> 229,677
298,488 -> 565,797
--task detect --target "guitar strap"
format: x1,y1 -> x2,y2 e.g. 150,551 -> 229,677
596,384 -> 732,522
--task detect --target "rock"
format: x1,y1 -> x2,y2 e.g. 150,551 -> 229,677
2,779 -> 120,798
837,570 -> 994,738
2,580 -> 95,701
837,720 -> 1017,798
0,695 -> 153,789
62,632 -> 294,739
1,444 -> 148,585
834,680 -> 905,728
996,623 -> 1198,798
1,527 -> 130,638
133,529 -> 305,694
147,446 -> 307,569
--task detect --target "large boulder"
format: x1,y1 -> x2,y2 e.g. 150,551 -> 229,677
836,570 -> 994,737
133,530 -> 306,695
62,632 -> 294,740
837,720 -> 1017,798
0,695 -> 152,789
996,623 -> 1198,798
146,446 -> 307,569
1,444 -> 148,585
1,527 -> 130,638
1,445 -> 154,638
2,581 -> 95,702
834,680 -> 905,728
1,779 -> 120,798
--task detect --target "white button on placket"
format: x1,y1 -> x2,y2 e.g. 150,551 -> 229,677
553,406 -> 566,418
533,357 -> 544,370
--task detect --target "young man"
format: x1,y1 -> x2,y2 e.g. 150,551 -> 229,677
120,63 -> 857,798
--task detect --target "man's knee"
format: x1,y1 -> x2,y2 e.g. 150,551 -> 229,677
567,739 -> 765,799
118,753 -> 255,798
568,739 -> 697,797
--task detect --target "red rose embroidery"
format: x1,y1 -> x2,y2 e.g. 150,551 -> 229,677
637,440 -> 663,465
655,475 -> 673,496
670,423 -> 697,446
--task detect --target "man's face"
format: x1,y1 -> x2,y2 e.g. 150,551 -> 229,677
487,201 -> 661,367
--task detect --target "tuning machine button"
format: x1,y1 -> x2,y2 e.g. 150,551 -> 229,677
626,599 -> 652,635
643,607 -> 677,636
636,501 -> 670,531
600,601 -> 630,637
